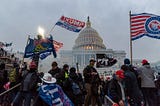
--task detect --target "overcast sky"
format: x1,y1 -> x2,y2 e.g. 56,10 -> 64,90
1,0 -> 160,63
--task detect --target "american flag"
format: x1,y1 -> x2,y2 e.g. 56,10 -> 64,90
131,13 -> 159,40
53,40 -> 63,51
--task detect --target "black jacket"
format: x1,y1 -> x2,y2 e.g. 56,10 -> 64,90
48,67 -> 61,77
20,70 -> 38,92
83,65 -> 100,84
124,70 -> 143,102
108,78 -> 123,104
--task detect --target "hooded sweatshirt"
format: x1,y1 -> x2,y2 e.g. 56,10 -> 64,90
138,64 -> 155,88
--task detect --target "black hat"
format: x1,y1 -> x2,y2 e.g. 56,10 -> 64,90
89,59 -> 96,62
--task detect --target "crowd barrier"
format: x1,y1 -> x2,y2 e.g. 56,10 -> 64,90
104,95 -> 119,106
0,83 -> 21,97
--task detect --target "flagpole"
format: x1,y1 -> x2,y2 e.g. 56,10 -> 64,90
48,24 -> 56,35
22,35 -> 30,63
129,11 -> 133,64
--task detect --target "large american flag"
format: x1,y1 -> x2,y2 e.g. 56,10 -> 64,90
130,13 -> 160,40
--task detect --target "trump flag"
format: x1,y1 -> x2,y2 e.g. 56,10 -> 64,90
56,16 -> 85,32
24,35 -> 57,58
131,13 -> 160,40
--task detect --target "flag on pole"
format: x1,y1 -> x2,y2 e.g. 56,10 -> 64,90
24,35 -> 57,58
131,13 -> 160,40
56,16 -> 85,32
39,40 -> 63,60
53,40 -> 63,51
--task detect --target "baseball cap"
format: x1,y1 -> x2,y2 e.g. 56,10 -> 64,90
141,59 -> 148,65
115,70 -> 125,79
29,61 -> 37,69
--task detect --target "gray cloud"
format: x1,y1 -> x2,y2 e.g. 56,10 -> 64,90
0,0 -> 160,62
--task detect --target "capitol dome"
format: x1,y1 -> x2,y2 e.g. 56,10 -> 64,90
72,17 -> 106,50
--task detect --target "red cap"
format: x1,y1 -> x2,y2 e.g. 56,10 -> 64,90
141,59 -> 148,65
29,61 -> 37,69
115,70 -> 125,79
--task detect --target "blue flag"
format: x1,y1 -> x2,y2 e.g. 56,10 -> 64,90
39,52 -> 51,60
39,84 -> 74,106
24,35 -> 57,58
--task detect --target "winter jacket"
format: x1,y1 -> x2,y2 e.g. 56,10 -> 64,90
124,70 -> 143,103
138,65 -> 156,88
20,70 -> 38,92
108,78 -> 124,104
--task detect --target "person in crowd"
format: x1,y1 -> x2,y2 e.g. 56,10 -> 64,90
99,75 -> 106,104
12,61 -> 38,106
57,64 -> 70,88
48,61 -> 61,77
138,59 -> 157,106
108,70 -> 126,106
55,64 -> 75,103
34,73 -> 74,106
121,65 -> 144,106
69,67 -> 83,106
0,62 -> 8,105
124,58 -> 141,88
0,62 -> 8,89
83,59 -> 102,106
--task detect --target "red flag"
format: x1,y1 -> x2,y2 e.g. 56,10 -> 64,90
53,40 -> 63,51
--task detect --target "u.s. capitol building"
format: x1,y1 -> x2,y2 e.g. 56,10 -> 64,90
58,17 -> 126,75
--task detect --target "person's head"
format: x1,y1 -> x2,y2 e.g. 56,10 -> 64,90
115,70 -> 125,81
70,67 -> 76,73
121,64 -> 129,71
124,58 -> 130,65
51,61 -> 58,69
89,59 -> 96,66
29,61 -> 37,70
63,64 -> 69,71
141,59 -> 149,65
41,73 -> 56,84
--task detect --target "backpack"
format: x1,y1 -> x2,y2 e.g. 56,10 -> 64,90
71,81 -> 81,95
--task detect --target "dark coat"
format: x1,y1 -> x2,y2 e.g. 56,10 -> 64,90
20,70 -> 38,92
108,78 -> 123,104
83,65 -> 100,84
48,67 -> 61,77
124,70 -> 143,103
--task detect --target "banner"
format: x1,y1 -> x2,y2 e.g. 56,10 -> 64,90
39,84 -> 74,106
24,35 -> 57,58
56,16 -> 85,32
131,13 -> 160,40
96,54 -> 117,68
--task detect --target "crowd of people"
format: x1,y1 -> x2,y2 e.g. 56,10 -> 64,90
0,57 -> 160,106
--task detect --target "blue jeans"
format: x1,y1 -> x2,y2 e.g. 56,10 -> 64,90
12,91 -> 32,106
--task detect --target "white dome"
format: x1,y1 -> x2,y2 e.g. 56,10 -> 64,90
73,17 -> 106,50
